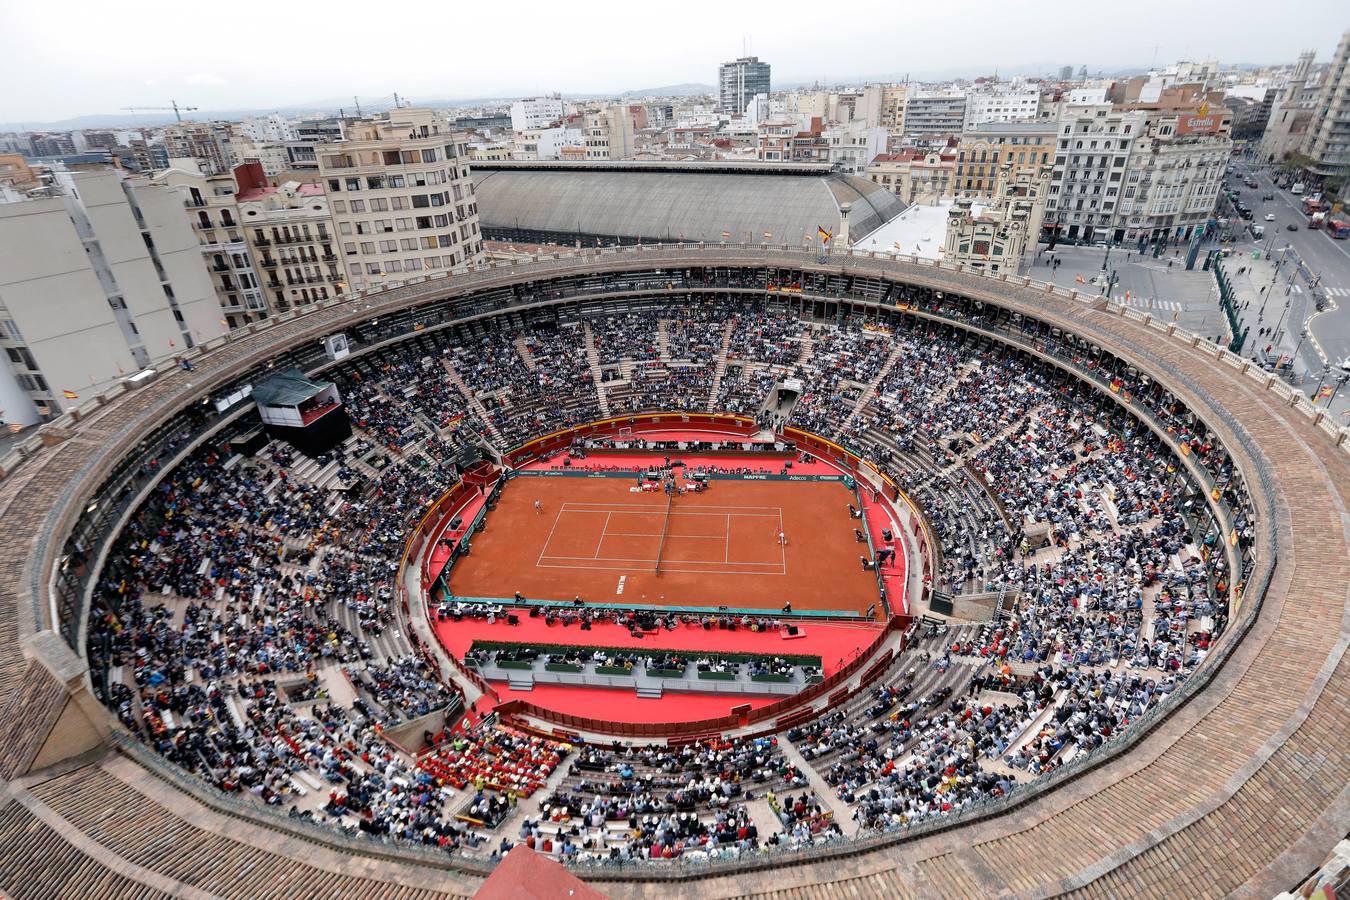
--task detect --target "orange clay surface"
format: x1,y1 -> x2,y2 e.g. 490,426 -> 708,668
446,475 -> 880,617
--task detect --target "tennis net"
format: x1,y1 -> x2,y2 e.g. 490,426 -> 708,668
652,489 -> 674,575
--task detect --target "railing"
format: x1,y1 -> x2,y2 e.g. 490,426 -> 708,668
494,616 -> 907,739
10,244 -> 1304,876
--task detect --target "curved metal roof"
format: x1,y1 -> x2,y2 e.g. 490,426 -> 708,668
472,163 -> 905,245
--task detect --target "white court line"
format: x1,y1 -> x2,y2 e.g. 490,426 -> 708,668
725,513 -> 731,563
561,501 -> 783,514
537,561 -> 787,576
778,508 -> 785,571
603,531 -> 726,539
540,553 -> 783,565
535,505 -> 580,566
592,511 -> 612,560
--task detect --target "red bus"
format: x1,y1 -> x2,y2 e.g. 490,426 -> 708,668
1329,218 -> 1350,239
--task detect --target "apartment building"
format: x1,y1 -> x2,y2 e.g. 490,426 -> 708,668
964,87 -> 1041,127
152,160 -> 269,328
0,168 -> 223,424
583,107 -> 637,160
1118,100 -> 1232,242
510,96 -> 565,132
865,149 -> 957,204
1261,51 -> 1320,164
955,122 -> 1056,198
903,92 -> 968,136
161,123 -> 233,175
234,163 -> 343,314
824,121 -> 888,174
1044,104 -> 1144,244
317,108 -> 484,291
1301,29 -> 1350,192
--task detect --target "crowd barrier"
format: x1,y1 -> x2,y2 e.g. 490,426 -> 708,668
496,615 -> 908,740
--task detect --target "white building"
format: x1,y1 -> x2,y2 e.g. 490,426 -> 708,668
317,107 -> 484,291
964,87 -> 1041,127
1044,103 -> 1144,244
510,96 -> 565,132
513,125 -> 584,160
824,122 -> 888,174
240,114 -> 296,144
0,168 -> 224,424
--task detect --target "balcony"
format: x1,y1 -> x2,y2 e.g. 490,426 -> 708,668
266,279 -> 283,289
327,273 -> 343,283
260,258 -> 278,268
211,263 -> 229,273
321,253 -> 337,262
254,237 -> 271,247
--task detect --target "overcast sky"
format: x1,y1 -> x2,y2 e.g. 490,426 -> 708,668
1,0 -> 1346,124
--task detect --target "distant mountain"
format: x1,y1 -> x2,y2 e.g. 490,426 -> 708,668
617,83 -> 715,98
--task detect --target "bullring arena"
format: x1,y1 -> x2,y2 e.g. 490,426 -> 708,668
0,245 -> 1346,899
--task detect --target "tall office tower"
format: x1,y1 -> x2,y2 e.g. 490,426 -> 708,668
719,56 -> 771,115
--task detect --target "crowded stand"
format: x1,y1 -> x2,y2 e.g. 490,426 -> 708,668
82,290 -> 1244,867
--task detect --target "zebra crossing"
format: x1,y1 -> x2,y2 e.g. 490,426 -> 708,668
1320,286 -> 1350,298
1121,298 -> 1184,312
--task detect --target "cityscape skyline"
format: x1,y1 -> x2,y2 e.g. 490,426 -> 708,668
2,0 -> 1346,123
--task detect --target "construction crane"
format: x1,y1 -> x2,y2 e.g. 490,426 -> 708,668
121,100 -> 198,123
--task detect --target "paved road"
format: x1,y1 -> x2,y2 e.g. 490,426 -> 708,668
1229,164 -> 1350,370
1029,244 -> 1226,338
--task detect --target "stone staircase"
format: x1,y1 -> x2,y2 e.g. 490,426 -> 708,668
513,336 -> 539,371
704,320 -> 736,411
656,319 -> 672,362
844,339 -> 907,429
440,359 -> 505,445
583,322 -> 612,417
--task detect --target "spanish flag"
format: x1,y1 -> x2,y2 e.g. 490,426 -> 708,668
1198,101 -> 1210,118
818,226 -> 832,243
63,389 -> 79,400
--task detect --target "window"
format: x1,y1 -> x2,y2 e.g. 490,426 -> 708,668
385,260 -> 402,272
390,196 -> 406,210
355,222 -> 370,235
375,219 -> 392,233
380,240 -> 398,253
401,238 -> 418,250
412,194 -> 430,208
327,179 -> 341,192
366,263 -> 381,275
345,178 -> 361,191
343,241 -> 357,255
339,222 -> 352,235
415,216 -> 433,229
349,199 -> 366,213
366,175 -> 385,189
389,174 -> 405,188
360,241 -> 374,253
370,198 -> 389,212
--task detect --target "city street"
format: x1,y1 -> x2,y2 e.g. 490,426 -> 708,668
1028,243 -> 1226,337
1230,164 -> 1350,369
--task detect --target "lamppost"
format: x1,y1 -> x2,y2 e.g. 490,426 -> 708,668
1271,298 -> 1292,345
1327,373 -> 1350,409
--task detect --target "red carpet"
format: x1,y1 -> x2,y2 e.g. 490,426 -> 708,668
859,491 -> 909,614
521,451 -> 839,476
489,683 -> 778,724
433,615 -> 880,678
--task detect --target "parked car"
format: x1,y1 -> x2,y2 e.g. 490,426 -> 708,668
1287,223 -> 1300,231
1262,193 -> 1275,201
1264,213 -> 1276,221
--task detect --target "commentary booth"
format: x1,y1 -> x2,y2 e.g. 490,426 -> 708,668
252,368 -> 352,456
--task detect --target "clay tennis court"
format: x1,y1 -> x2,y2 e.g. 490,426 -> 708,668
447,475 -> 882,616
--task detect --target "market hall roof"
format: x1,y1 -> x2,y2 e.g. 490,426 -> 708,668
471,160 -> 906,246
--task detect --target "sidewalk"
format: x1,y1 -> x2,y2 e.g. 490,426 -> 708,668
1220,253 -> 1350,420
